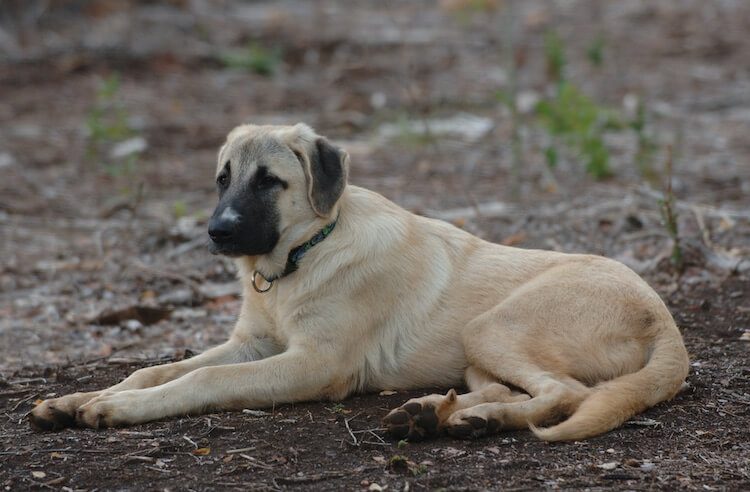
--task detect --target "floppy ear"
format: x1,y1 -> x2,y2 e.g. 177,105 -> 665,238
300,137 -> 349,217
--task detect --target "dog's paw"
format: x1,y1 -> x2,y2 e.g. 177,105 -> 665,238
29,400 -> 76,431
74,392 -> 121,429
444,413 -> 501,440
28,392 -> 96,431
383,401 -> 440,441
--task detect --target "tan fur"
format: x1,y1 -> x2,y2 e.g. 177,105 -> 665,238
30,124 -> 689,441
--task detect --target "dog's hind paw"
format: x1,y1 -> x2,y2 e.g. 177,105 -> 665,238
382,400 -> 442,441
444,414 -> 501,440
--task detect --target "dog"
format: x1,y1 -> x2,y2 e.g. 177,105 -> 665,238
29,123 -> 689,441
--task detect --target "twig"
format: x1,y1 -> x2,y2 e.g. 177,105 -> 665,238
274,471 -> 346,485
239,454 -> 274,469
11,392 -> 39,411
0,448 -> 112,456
131,260 -> 204,300
691,205 -> 713,249
344,413 -> 360,447
166,236 -> 208,259
226,447 -> 256,454
0,388 -> 35,397
124,455 -> 155,463
8,377 -> 46,385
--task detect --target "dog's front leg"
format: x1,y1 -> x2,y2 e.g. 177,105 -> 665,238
29,336 -> 277,430
74,347 -> 340,428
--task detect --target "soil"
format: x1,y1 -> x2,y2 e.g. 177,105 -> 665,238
1,1 -> 749,490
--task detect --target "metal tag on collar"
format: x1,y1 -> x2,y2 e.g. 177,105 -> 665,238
251,271 -> 274,293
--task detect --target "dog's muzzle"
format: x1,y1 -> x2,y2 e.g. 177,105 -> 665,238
208,207 -> 241,253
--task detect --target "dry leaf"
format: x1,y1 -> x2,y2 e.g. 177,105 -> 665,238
502,231 -> 527,246
93,305 -> 172,326
192,447 -> 211,456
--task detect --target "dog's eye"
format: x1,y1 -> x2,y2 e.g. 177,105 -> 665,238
256,174 -> 280,190
216,172 -> 229,189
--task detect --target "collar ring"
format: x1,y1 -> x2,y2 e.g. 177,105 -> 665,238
251,271 -> 273,293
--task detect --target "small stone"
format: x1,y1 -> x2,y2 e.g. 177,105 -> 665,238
124,319 -> 143,331
109,136 -> 147,159
0,152 -> 15,169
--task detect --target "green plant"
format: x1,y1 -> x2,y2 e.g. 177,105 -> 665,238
544,31 -> 567,84
172,200 -> 188,220
220,42 -> 282,76
87,74 -> 131,144
658,145 -> 683,271
445,0 -> 501,24
388,454 -> 410,473
326,403 -> 349,415
86,74 -> 142,178
587,36 -> 605,67
630,99 -> 658,181
535,82 -> 620,179
533,30 -> 623,179
388,113 -> 437,148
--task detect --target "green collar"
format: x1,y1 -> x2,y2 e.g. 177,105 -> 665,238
251,217 -> 338,293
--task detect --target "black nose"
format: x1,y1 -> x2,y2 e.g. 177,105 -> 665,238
208,224 -> 232,242
208,216 -> 236,243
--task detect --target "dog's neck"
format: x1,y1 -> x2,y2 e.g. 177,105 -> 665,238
236,208 -> 340,287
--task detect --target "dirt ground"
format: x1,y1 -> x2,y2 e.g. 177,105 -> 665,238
1,1 -> 749,490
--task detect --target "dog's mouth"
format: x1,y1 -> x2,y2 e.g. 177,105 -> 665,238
208,240 -> 242,257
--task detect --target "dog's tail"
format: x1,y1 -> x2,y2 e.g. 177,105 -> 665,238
531,317 -> 689,442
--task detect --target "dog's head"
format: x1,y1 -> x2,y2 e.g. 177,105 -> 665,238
208,123 -> 348,258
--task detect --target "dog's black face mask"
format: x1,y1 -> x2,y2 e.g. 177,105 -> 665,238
207,161 -> 287,257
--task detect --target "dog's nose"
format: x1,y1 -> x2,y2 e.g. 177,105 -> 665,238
208,207 -> 241,242
208,221 -> 233,242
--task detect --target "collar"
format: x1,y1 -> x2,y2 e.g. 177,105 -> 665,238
251,216 -> 338,293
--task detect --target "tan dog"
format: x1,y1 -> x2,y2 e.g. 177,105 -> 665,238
29,124 -> 689,441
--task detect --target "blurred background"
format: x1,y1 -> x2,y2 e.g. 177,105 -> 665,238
0,0 -> 748,371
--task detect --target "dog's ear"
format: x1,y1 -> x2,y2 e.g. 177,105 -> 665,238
298,136 -> 349,217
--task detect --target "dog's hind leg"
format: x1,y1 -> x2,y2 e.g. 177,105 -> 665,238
29,338 -> 256,430
444,369 -> 590,439
382,366 -> 530,440
442,304 -> 592,439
